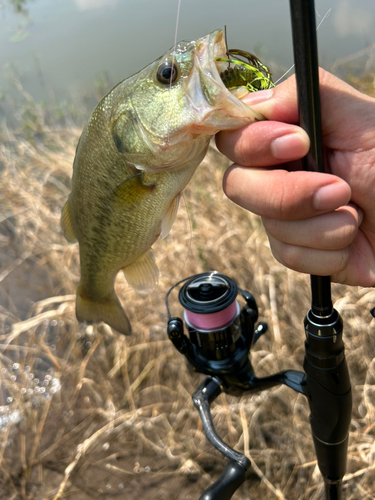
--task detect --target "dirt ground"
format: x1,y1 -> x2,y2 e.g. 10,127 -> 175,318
1,73 -> 375,500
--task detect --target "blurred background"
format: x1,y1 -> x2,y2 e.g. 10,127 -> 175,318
1,1 -> 375,500
1,0 -> 375,108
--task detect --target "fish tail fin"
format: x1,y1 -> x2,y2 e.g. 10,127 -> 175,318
76,284 -> 132,336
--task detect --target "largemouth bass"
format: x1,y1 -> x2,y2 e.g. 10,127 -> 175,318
61,30 -> 263,335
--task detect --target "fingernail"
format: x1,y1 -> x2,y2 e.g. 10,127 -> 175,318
358,207 -> 364,225
347,203 -> 364,226
242,88 -> 274,106
313,183 -> 350,211
271,132 -> 309,160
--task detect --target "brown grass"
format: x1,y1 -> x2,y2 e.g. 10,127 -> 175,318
1,88 -> 375,500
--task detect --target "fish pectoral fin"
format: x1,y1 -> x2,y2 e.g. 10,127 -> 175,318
76,284 -> 132,336
161,193 -> 180,240
114,173 -> 154,208
123,248 -> 159,295
61,200 -> 77,243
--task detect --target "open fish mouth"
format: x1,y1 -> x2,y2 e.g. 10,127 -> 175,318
195,30 -> 274,102
192,30 -> 235,99
184,30 -> 265,133
208,30 -> 274,89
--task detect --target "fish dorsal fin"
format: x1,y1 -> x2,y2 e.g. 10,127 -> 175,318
61,200 -> 77,243
122,248 -> 159,295
161,193 -> 180,240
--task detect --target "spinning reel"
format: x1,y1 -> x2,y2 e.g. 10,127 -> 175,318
166,271 -> 351,500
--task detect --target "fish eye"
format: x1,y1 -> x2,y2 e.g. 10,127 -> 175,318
156,60 -> 180,85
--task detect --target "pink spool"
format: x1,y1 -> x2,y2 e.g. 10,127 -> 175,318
184,301 -> 239,331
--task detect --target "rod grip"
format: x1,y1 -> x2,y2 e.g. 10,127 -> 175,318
304,312 -> 352,480
305,361 -> 351,479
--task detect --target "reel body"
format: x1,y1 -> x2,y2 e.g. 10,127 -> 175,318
167,271 -> 270,391
166,271 -> 351,500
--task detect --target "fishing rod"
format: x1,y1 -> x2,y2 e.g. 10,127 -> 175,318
164,1 -> 352,499
290,1 -> 352,498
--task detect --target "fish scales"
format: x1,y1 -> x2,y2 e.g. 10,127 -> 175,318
61,30 -> 263,335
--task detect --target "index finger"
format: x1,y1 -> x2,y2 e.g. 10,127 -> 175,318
223,166 -> 351,220
216,120 -> 310,167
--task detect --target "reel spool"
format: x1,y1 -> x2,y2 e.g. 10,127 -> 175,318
179,273 -> 241,361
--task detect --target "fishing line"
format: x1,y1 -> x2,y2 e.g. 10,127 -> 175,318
316,7 -> 331,29
274,8 -> 331,85
169,0 -> 182,90
173,190 -> 193,284
166,0 -> 182,145
172,0 -> 182,57
162,0 -> 192,285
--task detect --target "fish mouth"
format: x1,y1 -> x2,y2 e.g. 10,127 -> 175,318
185,30 -> 263,134
194,30 -> 229,85
207,30 -> 233,82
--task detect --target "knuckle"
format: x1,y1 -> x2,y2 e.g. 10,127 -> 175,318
270,235 -> 350,276
331,249 -> 350,274
269,238 -> 299,269
266,174 -> 301,220
336,224 -> 357,248
329,210 -> 359,250
277,244 -> 303,269
222,165 -> 239,201
263,217 -> 299,243
236,131 -> 253,167
262,217 -> 279,236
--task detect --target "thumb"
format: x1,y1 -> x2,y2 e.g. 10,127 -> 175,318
241,69 -> 374,150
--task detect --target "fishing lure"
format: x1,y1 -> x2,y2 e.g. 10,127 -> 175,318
216,48 -> 274,93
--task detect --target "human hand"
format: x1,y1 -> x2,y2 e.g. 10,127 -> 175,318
216,69 -> 375,286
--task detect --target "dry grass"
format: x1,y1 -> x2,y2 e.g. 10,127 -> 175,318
1,89 -> 375,500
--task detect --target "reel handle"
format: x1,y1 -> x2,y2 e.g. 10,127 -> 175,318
199,461 -> 247,500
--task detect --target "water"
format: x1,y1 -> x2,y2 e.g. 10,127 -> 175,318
1,0 -> 375,105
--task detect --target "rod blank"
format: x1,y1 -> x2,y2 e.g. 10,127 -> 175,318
289,0 -> 331,317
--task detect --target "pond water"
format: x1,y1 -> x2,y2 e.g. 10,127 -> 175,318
1,0 -> 375,105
